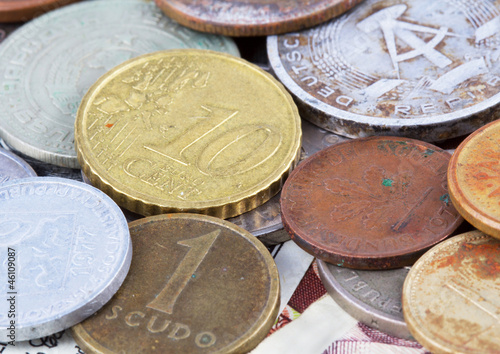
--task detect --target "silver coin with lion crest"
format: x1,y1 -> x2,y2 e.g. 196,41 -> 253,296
0,177 -> 131,341
268,0 -> 500,141
0,0 -> 239,168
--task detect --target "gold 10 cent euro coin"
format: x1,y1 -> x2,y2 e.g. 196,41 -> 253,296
75,49 -> 301,218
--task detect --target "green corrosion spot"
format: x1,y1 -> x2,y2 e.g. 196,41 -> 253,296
337,259 -> 345,267
423,149 -> 435,157
396,141 -> 407,145
440,194 -> 450,206
382,179 -> 393,187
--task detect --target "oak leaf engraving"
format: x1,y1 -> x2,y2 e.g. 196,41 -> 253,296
325,165 -> 412,229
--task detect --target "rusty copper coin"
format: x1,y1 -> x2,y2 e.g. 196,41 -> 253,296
153,0 -> 364,37
281,136 -> 463,269
402,230 -> 500,353
448,119 -> 500,240
71,214 -> 279,353
0,0 -> 80,22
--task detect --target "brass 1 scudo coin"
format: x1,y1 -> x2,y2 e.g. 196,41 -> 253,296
0,0 -> 79,22
154,0 -> 364,37
448,119 -> 500,239
71,213 -> 280,353
281,137 -> 463,269
402,230 -> 500,353
75,49 -> 301,218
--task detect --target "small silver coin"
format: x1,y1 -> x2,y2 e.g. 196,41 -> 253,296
0,177 -> 132,341
1,139 -> 81,181
268,0 -> 500,142
0,147 -> 36,183
228,120 -> 349,245
0,0 -> 240,168
317,259 -> 413,340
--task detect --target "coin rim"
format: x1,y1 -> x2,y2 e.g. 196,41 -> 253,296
266,10 -> 500,137
402,230 -> 493,354
0,0 -> 80,22
0,0 -> 240,168
71,213 -> 280,353
153,0 -> 364,37
0,146 -> 37,178
448,119 -> 500,239
75,48 -> 302,218
281,136 -> 462,269
317,259 -> 413,340
0,176 -> 132,341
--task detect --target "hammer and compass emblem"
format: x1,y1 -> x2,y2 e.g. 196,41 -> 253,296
357,4 -> 456,78
356,3 -> 493,94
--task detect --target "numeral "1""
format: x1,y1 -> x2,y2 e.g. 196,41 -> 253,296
147,230 -> 220,314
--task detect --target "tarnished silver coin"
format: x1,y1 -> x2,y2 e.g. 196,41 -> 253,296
318,260 -> 412,340
1,139 -> 82,181
0,147 -> 36,182
0,0 -> 240,168
268,0 -> 500,142
228,119 -> 349,245
0,177 -> 131,341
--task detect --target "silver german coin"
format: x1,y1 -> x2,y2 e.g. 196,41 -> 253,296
318,260 -> 412,340
268,0 -> 500,142
0,0 -> 240,168
0,177 -> 132,341
0,147 -> 36,183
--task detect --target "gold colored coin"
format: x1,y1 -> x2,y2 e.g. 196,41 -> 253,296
403,230 -> 500,353
448,119 -> 500,239
75,49 -> 301,218
71,213 -> 280,353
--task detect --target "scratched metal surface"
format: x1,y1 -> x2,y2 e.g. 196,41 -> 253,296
281,137 -> 464,269
402,231 -> 500,353
154,0 -> 364,36
268,0 -> 500,142
0,177 -> 132,341
318,260 -> 413,340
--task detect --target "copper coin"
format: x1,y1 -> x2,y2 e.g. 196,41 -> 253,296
0,0 -> 80,22
448,119 -> 500,239
281,136 -> 463,269
402,230 -> 500,353
71,214 -> 279,353
153,0 -> 364,37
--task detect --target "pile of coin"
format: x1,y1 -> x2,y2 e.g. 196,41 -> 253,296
0,0 -> 498,353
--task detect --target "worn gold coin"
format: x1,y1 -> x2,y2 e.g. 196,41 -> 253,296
71,213 -> 280,353
75,49 -> 301,218
402,230 -> 500,353
448,119 -> 500,239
